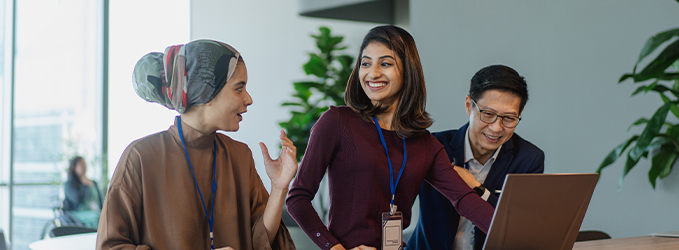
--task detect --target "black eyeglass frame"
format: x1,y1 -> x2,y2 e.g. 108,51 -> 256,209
470,98 -> 522,128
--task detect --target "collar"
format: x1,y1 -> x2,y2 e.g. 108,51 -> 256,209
169,117 -> 217,149
464,128 -> 501,165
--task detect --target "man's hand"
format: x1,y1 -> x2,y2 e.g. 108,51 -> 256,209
453,165 -> 482,189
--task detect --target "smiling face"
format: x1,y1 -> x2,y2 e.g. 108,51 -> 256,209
466,89 -> 522,162
358,42 -> 403,108
202,61 -> 252,132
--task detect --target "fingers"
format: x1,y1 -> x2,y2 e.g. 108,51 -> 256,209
215,247 -> 234,250
279,129 -> 297,156
259,142 -> 272,162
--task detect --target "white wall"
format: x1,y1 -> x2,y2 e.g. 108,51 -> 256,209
412,0 -> 679,238
190,0 -> 377,190
191,0 -> 679,240
108,0 -> 190,180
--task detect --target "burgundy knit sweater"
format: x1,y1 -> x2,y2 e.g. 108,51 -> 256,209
286,106 -> 494,249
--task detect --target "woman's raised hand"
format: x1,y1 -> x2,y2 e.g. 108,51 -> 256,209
260,129 -> 298,190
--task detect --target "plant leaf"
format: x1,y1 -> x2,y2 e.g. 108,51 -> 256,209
628,103 -> 672,160
627,118 -> 649,131
335,55 -> 354,69
633,39 -> 679,82
671,104 -> 679,120
294,81 -> 325,91
630,80 -> 672,97
658,73 -> 679,81
304,53 -> 329,78
659,92 -> 679,119
619,73 -> 634,83
644,81 -> 659,94
649,143 -> 678,189
654,83 -> 679,98
635,27 -> 679,73
666,125 -> 679,141
281,102 -> 303,107
597,135 -> 639,176
631,85 -> 646,96
619,152 -> 641,191
647,135 -> 676,153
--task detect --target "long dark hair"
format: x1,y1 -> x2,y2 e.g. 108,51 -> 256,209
345,25 -> 432,138
67,156 -> 84,185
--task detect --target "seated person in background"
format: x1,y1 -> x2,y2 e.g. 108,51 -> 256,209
408,65 -> 545,250
63,156 -> 104,228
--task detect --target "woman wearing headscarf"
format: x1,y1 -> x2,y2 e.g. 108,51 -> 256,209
97,40 -> 297,250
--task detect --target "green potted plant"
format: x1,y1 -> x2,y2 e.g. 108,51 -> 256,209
279,27 -> 354,223
597,21 -> 679,189
279,26 -> 354,161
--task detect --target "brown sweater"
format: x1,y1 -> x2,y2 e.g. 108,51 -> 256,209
286,106 -> 494,249
97,118 -> 295,250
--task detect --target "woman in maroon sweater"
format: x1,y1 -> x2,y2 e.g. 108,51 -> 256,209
286,25 -> 495,250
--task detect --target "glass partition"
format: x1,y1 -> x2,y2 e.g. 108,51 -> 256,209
12,0 -> 103,248
0,0 -> 12,245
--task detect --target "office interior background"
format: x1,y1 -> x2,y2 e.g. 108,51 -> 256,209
0,0 -> 677,249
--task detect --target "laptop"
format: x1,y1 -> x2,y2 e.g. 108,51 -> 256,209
482,173 -> 599,250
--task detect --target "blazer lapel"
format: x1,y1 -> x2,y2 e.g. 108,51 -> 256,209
448,123 -> 469,166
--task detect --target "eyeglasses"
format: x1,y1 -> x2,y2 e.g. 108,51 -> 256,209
470,98 -> 521,128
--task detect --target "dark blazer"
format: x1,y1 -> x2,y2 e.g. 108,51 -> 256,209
407,123 -> 545,250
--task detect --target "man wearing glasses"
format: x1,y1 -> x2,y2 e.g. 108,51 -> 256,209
407,65 -> 545,250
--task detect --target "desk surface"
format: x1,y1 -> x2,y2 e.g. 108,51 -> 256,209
29,232 -> 97,250
572,236 -> 679,250
26,229 -> 314,250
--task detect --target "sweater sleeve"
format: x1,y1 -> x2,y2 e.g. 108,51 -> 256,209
248,151 -> 296,250
286,107 -> 342,250
96,147 -> 151,250
425,146 -> 495,234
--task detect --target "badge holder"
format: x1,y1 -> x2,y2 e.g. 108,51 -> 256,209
382,204 -> 403,250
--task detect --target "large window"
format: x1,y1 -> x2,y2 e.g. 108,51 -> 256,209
10,0 -> 104,249
0,0 -> 189,249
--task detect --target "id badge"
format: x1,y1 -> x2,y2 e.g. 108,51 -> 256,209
381,208 -> 403,250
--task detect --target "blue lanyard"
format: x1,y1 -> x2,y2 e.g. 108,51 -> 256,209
177,116 -> 217,250
372,116 -> 407,206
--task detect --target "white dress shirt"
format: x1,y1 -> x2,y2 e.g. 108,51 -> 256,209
454,129 -> 501,250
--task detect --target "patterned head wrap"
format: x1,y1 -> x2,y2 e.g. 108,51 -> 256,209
132,39 -> 241,113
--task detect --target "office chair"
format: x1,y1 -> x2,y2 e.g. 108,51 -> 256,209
576,230 -> 611,242
48,226 -> 97,238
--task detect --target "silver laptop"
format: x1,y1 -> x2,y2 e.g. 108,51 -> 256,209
482,173 -> 599,250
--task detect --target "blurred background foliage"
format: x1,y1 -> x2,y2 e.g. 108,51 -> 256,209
280,26 -> 354,161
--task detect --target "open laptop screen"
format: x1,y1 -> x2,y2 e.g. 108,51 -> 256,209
483,173 -> 599,250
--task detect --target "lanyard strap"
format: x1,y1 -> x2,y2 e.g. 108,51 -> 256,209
177,116 -> 217,250
372,116 -> 407,206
